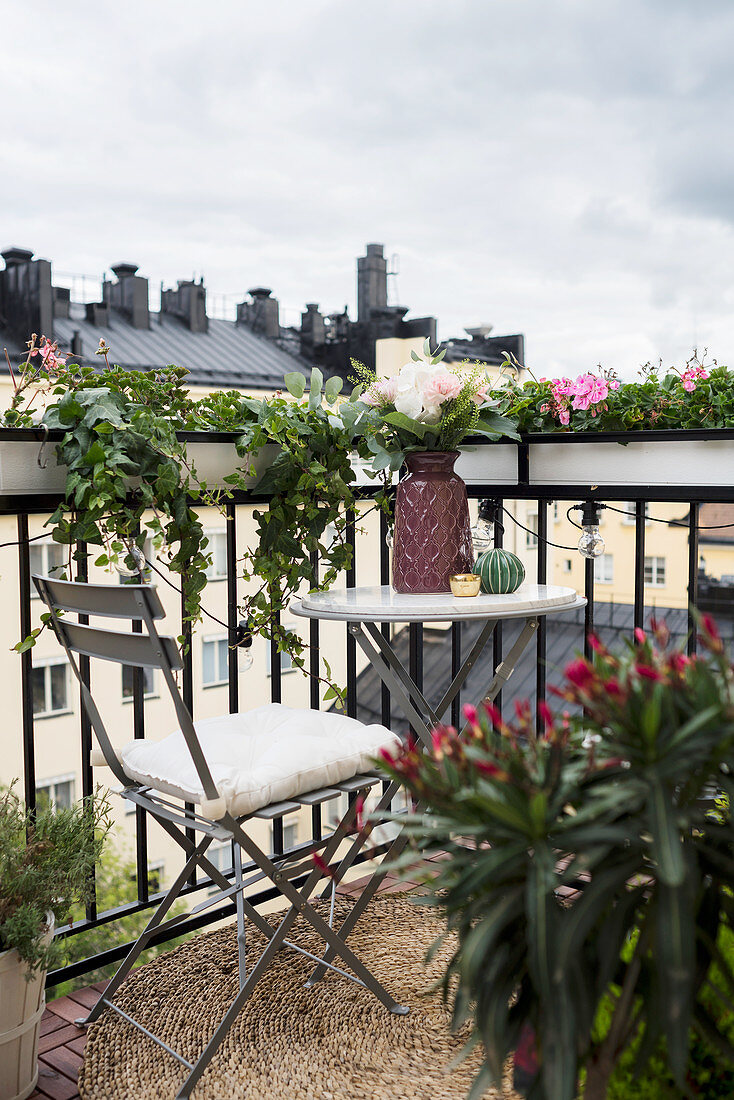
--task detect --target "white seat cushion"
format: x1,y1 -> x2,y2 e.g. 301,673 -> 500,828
120,703 -> 400,818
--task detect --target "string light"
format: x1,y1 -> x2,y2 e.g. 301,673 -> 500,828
575,501 -> 606,559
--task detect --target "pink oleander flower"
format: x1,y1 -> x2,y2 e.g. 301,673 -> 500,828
537,700 -> 554,730
635,663 -> 665,682
634,627 -> 647,645
565,657 -> 596,690
462,703 -> 478,726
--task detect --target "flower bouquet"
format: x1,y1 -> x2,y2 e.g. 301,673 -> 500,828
350,339 -> 519,474
347,341 -> 518,592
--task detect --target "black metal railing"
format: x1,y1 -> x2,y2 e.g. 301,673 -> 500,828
4,429 -> 734,985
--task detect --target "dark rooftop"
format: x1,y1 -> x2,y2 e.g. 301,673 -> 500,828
351,601 -> 734,734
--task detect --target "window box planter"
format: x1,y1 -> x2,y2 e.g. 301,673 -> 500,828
455,429 -> 734,493
0,431 -> 278,496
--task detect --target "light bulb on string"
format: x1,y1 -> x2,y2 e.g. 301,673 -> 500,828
236,620 -> 254,673
471,499 -> 495,555
115,544 -> 148,580
470,501 -> 493,554
576,501 -> 606,559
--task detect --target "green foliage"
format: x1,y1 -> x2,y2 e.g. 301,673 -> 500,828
492,352 -> 734,434
595,925 -> 734,1097
38,359 -> 212,634
55,847 -> 188,994
347,349 -> 519,474
378,618 -> 734,1099
198,369 -> 385,707
0,784 -> 111,973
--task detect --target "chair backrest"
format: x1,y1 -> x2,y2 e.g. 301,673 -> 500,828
33,575 -> 220,801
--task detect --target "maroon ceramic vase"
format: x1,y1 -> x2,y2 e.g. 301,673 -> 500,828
392,451 -> 473,594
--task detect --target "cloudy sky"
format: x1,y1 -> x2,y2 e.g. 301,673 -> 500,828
3,0 -> 734,378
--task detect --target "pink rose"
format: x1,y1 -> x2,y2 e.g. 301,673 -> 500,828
471,384 -> 491,407
422,371 -> 462,408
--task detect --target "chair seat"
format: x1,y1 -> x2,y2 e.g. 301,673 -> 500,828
120,703 -> 400,818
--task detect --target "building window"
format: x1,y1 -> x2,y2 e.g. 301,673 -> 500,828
36,774 -> 74,811
122,665 -> 156,701
553,502 -> 560,523
207,841 -> 234,893
29,541 -> 66,596
202,636 -> 229,687
644,556 -> 666,586
129,862 -> 165,894
594,554 -> 614,584
205,531 -> 227,580
562,558 -> 573,573
266,625 -> 297,677
526,512 -> 539,549
272,814 -> 299,852
32,660 -> 70,718
623,502 -> 649,525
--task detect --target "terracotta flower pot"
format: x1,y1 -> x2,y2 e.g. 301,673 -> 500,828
392,451 -> 473,594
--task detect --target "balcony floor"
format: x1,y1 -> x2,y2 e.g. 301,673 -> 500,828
33,859 -> 449,1100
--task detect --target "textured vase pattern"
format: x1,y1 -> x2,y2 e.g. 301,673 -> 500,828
392,451 -> 473,594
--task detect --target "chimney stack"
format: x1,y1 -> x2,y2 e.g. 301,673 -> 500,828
357,243 -> 387,322
103,262 -> 150,329
236,288 -> 280,339
161,277 -> 208,333
300,303 -> 325,357
0,247 -> 53,345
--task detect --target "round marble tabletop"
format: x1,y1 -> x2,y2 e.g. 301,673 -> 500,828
290,584 -> 586,624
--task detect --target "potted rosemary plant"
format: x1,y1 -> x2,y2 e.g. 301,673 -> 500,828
0,785 -> 109,1100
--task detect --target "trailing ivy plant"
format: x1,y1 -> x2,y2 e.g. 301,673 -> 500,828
37,350 -> 213,638
195,368 -> 387,706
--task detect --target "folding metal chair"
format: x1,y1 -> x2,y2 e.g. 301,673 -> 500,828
33,575 -> 409,1099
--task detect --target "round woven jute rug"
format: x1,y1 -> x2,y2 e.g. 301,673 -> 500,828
79,894 -> 519,1100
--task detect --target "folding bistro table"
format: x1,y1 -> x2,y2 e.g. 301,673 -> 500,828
289,583 -> 586,984
291,583 -> 587,751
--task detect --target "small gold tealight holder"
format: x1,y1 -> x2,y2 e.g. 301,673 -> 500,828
450,573 -> 481,597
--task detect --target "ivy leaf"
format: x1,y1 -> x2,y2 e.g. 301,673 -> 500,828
284,372 -> 307,399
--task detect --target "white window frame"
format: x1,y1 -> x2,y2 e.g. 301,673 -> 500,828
266,624 -> 297,677
202,634 -> 229,688
122,665 -> 157,702
562,558 -> 573,573
553,502 -> 560,523
36,773 -> 75,811
32,658 -> 71,718
272,813 -> 299,852
29,540 -> 67,597
525,511 -> 539,549
623,502 -> 650,526
644,556 -> 666,587
204,530 -> 227,581
594,554 -> 614,584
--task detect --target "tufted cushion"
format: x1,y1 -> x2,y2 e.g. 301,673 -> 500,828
120,703 -> 400,818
